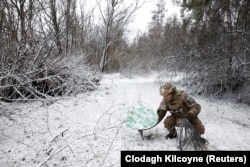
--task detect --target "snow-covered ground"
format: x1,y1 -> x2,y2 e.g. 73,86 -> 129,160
1,73 -> 250,167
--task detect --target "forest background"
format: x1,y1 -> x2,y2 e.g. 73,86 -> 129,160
1,0 -> 250,105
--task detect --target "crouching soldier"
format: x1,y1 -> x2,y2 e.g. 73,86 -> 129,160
157,82 -> 207,143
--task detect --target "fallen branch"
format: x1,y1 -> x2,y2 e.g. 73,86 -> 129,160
37,144 -> 69,167
50,128 -> 69,143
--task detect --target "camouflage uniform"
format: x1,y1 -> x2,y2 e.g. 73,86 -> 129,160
158,83 -> 205,137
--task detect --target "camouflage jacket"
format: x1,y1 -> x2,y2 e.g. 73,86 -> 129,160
158,90 -> 201,118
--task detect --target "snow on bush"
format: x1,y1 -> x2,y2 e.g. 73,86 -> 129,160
0,51 -> 101,102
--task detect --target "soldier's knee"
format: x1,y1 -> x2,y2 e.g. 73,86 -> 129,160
164,116 -> 175,129
192,118 -> 205,135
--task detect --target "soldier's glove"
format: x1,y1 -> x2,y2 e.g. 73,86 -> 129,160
157,109 -> 167,118
182,112 -> 194,122
157,109 -> 167,114
157,109 -> 164,113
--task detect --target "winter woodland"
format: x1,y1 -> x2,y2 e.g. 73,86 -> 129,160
1,0 -> 250,166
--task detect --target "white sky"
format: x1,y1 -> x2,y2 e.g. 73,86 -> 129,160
128,0 -> 181,40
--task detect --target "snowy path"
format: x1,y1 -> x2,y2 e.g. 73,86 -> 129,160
1,73 -> 250,167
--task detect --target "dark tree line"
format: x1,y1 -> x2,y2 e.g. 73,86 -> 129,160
178,0 -> 250,104
130,0 -> 250,104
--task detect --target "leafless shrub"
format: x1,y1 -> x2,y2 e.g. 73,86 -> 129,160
0,42 -> 100,102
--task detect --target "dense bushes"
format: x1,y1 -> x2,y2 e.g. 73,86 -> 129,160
0,43 -> 100,102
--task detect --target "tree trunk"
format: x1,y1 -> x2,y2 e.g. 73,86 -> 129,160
49,0 -> 62,55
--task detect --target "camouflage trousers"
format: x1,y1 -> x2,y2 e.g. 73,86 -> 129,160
164,115 -> 205,135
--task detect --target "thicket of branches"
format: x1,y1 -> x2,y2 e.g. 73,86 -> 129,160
0,0 -> 142,102
0,0 -> 101,102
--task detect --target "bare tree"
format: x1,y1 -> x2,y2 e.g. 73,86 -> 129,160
96,0 -> 143,72
49,0 -> 62,55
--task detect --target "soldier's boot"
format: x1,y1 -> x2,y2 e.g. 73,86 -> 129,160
165,132 -> 177,139
199,137 -> 209,145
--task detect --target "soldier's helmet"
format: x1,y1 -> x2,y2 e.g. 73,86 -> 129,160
160,82 -> 176,96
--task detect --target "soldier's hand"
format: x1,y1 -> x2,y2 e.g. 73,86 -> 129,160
182,112 -> 194,122
157,109 -> 167,113
157,109 -> 164,113
157,109 -> 167,118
